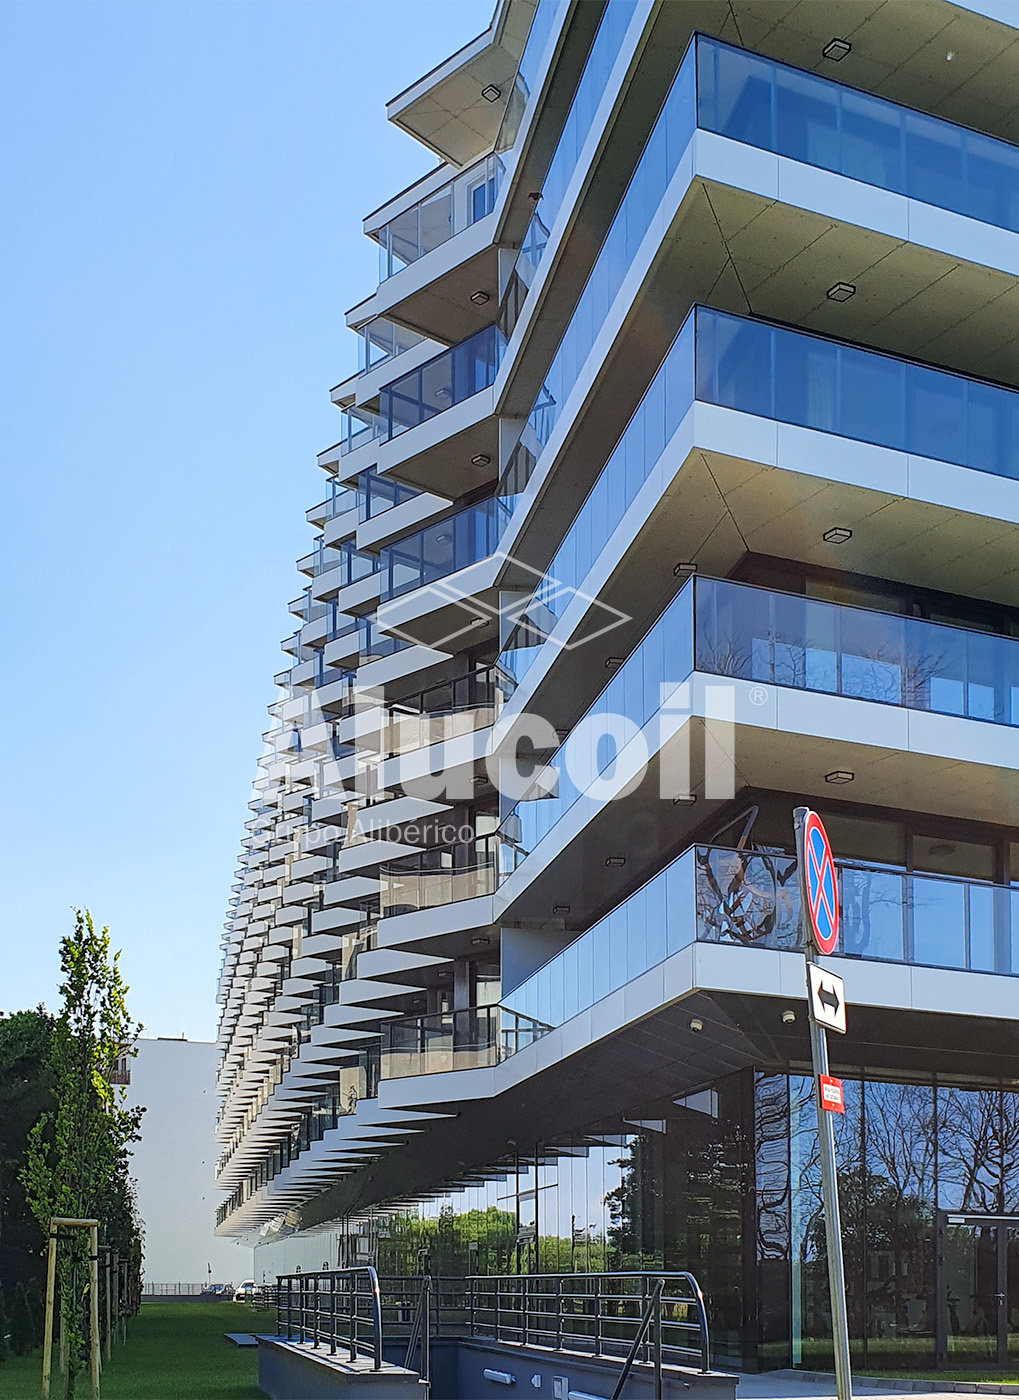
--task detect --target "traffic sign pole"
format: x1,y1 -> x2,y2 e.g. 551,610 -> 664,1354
794,806 -> 853,1400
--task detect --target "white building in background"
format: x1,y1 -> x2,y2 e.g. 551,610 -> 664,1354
126,1038 -> 252,1288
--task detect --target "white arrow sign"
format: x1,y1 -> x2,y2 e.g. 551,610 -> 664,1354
808,963 -> 847,1034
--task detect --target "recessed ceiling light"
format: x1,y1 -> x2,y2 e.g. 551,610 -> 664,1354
552,904 -> 570,915
673,793 -> 698,805
470,617 -> 486,627
435,532 -> 452,544
690,1017 -> 704,1033
823,526 -> 853,544
822,37 -> 851,61
946,50 -> 955,61
605,856 -> 626,868
604,656 -> 623,669
470,289 -> 491,305
471,935 -> 490,947
472,775 -> 486,786
471,452 -> 491,467
481,84 -> 501,103
673,562 -> 697,576
434,386 -> 452,401
825,770 -> 855,785
827,281 -> 856,303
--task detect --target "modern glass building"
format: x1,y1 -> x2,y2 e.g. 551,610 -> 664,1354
215,0 -> 1019,1375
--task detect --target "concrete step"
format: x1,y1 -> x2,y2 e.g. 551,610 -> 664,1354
258,1336 -> 426,1399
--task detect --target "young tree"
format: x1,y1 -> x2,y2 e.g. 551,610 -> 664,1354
23,911 -> 144,1396
0,1282 -> 8,1364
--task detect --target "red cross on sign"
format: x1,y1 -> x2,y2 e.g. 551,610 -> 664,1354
819,1075 -> 845,1114
803,810 -> 839,956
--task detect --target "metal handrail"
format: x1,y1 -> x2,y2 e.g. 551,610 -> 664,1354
275,1269 -> 710,1382
276,1267 -> 383,1369
403,1274 -> 432,1390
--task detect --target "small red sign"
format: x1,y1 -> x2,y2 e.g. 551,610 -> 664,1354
819,1075 -> 845,1114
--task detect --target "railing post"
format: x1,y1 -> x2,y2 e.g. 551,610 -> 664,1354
556,1276 -> 563,1351
329,1273 -> 336,1357
594,1275 -> 602,1356
522,1273 -> 529,1346
654,1284 -> 663,1400
422,1275 -> 431,1392
348,1273 -> 357,1362
495,1276 -> 501,1343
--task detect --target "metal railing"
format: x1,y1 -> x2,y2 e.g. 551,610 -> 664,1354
464,1272 -> 709,1374
275,1271 -> 710,1384
277,1267 -> 383,1368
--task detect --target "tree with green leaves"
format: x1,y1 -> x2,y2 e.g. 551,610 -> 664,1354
0,1007 -> 56,1270
23,910 -> 144,1397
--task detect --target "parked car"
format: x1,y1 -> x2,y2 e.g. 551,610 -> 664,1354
201,1282 -> 234,1300
232,1280 -> 257,1303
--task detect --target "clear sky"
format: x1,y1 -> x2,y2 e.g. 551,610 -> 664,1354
0,0 -> 491,1040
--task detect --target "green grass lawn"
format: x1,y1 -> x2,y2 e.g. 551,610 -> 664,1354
0,1302 -> 276,1399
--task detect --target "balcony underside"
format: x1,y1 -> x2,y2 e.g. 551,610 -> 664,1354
295,950 -> 1019,1228
507,427 -> 1019,747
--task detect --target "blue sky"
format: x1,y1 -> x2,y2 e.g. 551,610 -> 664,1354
0,0 -> 491,1040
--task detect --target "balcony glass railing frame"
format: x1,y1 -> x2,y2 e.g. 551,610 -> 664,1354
504,843 -> 1019,1033
380,322 -> 506,441
698,33 -> 1019,238
500,301 -> 1019,688
380,1004 -> 550,1080
374,154 -> 505,282
379,493 -> 514,601
500,571 -> 1019,876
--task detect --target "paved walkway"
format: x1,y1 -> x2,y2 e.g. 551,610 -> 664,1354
735,1373 -> 976,1400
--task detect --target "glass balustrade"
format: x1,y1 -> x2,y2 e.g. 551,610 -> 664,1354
500,303 -> 1019,685
357,316 -> 423,374
357,616 -> 409,662
339,406 -> 381,457
695,576 -> 1019,727
499,38 -> 697,500
501,573 -> 1019,875
375,154 -> 505,281
357,467 -> 418,521
380,323 -> 506,440
511,1 -> 639,295
698,35 -> 1019,236
499,30 -> 1019,508
505,844 -> 1019,1032
380,1004 -> 550,1080
380,493 -> 514,601
379,862 -> 497,917
497,0 -> 563,154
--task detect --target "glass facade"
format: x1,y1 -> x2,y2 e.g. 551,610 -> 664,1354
359,1071 -> 1019,1372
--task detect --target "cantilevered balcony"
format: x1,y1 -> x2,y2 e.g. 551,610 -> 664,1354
371,155 -> 504,283
376,324 -> 505,494
499,301 -> 1019,726
380,1004 -> 549,1080
498,573 -> 1019,909
504,843 -> 1019,1034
